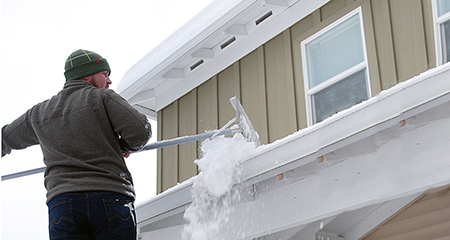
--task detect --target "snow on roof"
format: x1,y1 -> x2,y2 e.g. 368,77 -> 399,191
136,63 -> 450,239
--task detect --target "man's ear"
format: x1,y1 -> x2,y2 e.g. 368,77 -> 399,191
80,76 -> 91,82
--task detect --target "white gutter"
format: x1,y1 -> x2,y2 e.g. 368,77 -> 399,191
136,63 -> 450,233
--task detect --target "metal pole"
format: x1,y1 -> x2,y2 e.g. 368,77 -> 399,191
142,129 -> 232,150
1,129 -> 233,181
2,166 -> 46,181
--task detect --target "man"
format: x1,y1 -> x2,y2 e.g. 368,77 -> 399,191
2,49 -> 152,240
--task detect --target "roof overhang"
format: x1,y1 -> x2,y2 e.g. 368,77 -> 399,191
136,64 -> 450,239
117,0 -> 331,119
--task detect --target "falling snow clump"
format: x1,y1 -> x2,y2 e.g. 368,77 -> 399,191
182,133 -> 257,240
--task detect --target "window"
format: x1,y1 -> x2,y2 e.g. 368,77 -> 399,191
301,8 -> 370,125
433,0 -> 450,65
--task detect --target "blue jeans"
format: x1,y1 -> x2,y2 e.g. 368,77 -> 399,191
47,192 -> 136,240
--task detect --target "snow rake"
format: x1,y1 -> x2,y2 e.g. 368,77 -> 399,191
142,96 -> 261,151
2,96 -> 260,181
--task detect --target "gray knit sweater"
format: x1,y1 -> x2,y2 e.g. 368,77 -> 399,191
2,80 -> 151,202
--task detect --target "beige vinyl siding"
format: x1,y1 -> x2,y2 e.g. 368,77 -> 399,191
362,184 -> 450,240
368,0 -> 435,88
240,46 -> 269,145
159,102 -> 178,192
178,90 -> 198,183
389,0 -> 429,82
217,62 -> 241,127
265,30 -> 298,142
156,0 -> 437,192
157,111 -> 163,193
197,76 -> 219,134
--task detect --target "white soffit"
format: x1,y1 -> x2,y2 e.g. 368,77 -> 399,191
117,0 -> 332,119
136,64 -> 450,239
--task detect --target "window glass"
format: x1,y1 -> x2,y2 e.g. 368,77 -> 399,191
437,0 -> 450,17
441,20 -> 450,63
305,14 -> 364,89
302,10 -> 369,125
312,69 -> 367,123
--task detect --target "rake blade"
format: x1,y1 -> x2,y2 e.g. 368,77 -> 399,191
229,96 -> 261,147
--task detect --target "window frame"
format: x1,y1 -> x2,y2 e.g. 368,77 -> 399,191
301,7 -> 371,126
432,0 -> 450,66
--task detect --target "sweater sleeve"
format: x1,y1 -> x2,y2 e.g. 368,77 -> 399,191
102,90 -> 152,152
2,110 -> 39,157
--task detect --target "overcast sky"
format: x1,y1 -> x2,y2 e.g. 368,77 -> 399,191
0,0 -> 214,239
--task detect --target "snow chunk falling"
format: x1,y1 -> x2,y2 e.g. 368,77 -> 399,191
182,134 -> 257,240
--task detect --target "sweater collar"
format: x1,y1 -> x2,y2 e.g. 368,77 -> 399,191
63,80 -> 95,89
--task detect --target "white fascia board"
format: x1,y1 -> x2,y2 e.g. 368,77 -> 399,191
137,178 -> 194,224
139,225 -> 184,240
118,0 -> 331,113
136,64 -> 450,236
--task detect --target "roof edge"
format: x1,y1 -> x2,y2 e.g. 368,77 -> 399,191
136,63 -> 450,228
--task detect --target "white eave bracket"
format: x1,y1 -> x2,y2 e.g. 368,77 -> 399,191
263,0 -> 290,8
163,68 -> 185,79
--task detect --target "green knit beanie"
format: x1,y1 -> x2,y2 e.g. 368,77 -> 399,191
64,49 -> 111,81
